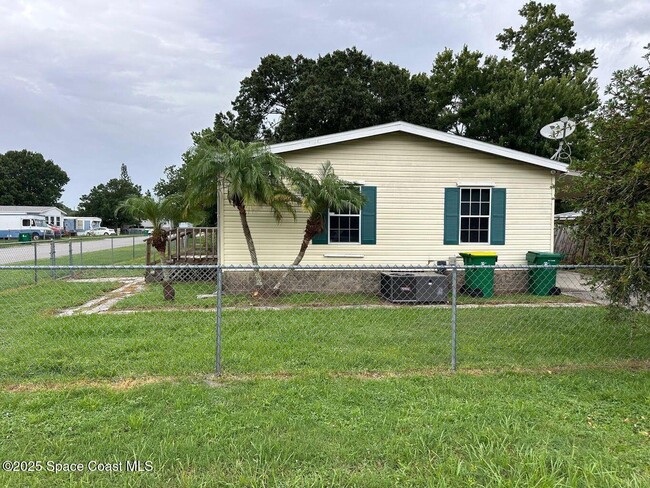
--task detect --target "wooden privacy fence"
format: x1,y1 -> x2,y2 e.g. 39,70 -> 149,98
554,222 -> 588,263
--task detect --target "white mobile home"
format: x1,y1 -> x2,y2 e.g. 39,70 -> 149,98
0,206 -> 68,228
63,217 -> 102,234
218,121 -> 567,266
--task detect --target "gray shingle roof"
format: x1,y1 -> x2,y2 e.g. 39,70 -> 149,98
0,206 -> 67,215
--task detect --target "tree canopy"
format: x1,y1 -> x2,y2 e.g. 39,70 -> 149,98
77,164 -> 142,229
496,1 -> 597,81
430,0 -> 598,158
0,150 -> 69,206
193,2 -> 598,162
286,162 -> 366,266
185,137 -> 295,286
207,48 -> 433,144
116,195 -> 182,254
573,46 -> 650,307
154,164 -> 189,199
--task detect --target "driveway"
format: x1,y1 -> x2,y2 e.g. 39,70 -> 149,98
557,270 -> 609,305
0,237 -> 147,265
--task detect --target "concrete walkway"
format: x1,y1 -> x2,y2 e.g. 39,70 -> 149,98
56,277 -> 146,316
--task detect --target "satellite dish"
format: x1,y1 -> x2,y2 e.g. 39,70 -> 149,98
539,117 -> 576,163
540,118 -> 576,140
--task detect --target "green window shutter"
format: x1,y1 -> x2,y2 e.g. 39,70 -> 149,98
490,188 -> 506,245
360,186 -> 377,245
443,188 -> 460,245
312,211 -> 328,244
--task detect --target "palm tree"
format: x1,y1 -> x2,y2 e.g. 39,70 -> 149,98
117,195 -> 188,300
185,136 -> 296,288
117,195 -> 180,255
272,162 -> 366,291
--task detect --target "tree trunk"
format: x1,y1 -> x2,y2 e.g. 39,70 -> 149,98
237,204 -> 263,289
272,214 -> 322,291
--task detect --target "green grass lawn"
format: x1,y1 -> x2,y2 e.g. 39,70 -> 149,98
1,280 -> 648,383
1,370 -> 648,487
1,279 -> 649,486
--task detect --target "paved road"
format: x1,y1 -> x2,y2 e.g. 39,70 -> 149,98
0,237 -> 147,265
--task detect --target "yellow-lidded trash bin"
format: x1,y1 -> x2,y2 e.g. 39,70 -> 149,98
459,252 -> 498,298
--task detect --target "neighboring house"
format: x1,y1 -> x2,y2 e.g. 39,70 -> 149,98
0,205 -> 67,227
140,219 -> 171,230
554,210 -> 583,221
218,121 -> 568,266
63,216 -> 102,234
0,206 -> 103,236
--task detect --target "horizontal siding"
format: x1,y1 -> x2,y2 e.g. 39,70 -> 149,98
221,133 -> 555,265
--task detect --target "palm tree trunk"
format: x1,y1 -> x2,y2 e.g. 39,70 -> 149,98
237,204 -> 263,289
272,215 -> 321,291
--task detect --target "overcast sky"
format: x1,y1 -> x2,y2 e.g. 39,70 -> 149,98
1,0 -> 648,208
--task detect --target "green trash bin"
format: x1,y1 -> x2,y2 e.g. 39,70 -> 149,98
459,252 -> 498,298
18,232 -> 32,242
526,251 -> 564,295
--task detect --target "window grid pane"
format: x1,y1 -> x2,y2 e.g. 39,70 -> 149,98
329,212 -> 360,244
459,188 -> 491,244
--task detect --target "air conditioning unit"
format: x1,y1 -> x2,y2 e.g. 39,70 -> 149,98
380,272 -> 449,303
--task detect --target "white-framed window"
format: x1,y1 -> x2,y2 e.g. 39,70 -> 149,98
329,202 -> 361,244
460,188 -> 491,243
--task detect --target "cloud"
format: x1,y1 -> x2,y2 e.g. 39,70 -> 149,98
0,0 -> 647,208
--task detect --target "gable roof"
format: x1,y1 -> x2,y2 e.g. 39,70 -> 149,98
269,121 -> 568,173
0,206 -> 67,215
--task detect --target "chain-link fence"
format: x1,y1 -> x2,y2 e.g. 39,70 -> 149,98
0,236 -> 148,284
0,264 -> 647,383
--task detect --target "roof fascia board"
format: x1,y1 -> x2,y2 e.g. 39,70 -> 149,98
269,121 -> 568,173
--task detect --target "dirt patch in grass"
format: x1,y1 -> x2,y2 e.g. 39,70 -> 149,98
2,375 -> 180,393
6,361 -> 648,393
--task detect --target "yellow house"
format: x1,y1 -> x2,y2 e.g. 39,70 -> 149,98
218,121 -> 567,266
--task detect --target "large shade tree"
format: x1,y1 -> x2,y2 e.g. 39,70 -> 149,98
496,1 -> 597,81
573,47 -> 650,309
77,164 -> 142,229
0,150 -> 69,206
185,137 -> 295,288
207,48 -> 435,144
199,2 -> 598,162
430,1 -> 598,159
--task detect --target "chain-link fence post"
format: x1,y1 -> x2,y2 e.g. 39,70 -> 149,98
132,236 -> 136,260
451,265 -> 458,372
111,237 -> 114,265
68,240 -> 73,266
33,241 -> 38,284
216,265 -> 223,376
50,240 -> 56,279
